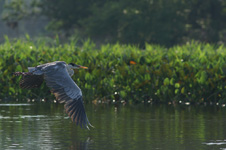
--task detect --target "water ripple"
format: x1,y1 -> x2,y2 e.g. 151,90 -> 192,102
203,140 -> 226,145
0,104 -> 32,106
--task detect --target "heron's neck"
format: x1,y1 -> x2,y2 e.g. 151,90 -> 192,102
66,66 -> 74,76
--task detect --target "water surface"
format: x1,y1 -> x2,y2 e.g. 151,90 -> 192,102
0,102 -> 226,150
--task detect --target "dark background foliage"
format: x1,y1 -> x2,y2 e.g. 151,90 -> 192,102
41,0 -> 226,47
1,0 -> 226,47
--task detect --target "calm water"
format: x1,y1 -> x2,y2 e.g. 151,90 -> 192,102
1,102 -> 226,150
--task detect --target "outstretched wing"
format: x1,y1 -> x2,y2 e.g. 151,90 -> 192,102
13,72 -> 44,89
20,74 -> 44,89
43,62 -> 92,129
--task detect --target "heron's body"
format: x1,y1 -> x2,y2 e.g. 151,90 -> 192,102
14,61 -> 92,129
28,61 -> 75,76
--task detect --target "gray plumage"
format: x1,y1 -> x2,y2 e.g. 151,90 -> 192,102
14,61 -> 92,129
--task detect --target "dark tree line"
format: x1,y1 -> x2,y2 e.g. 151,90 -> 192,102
2,0 -> 226,47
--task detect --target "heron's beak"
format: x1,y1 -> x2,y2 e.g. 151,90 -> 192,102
78,65 -> 88,69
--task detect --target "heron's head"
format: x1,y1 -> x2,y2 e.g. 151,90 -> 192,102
68,63 -> 88,69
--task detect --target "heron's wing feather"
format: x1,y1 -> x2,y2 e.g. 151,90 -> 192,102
43,63 -> 92,129
19,74 -> 44,89
13,72 -> 44,89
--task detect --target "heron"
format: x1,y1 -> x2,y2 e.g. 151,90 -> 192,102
14,61 -> 93,129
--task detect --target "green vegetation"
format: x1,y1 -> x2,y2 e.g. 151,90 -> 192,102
1,37 -> 226,104
2,0 -> 226,46
41,0 -> 226,47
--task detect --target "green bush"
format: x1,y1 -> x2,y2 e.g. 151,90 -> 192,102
1,37 -> 226,104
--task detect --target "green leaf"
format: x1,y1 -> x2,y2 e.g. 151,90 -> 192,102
85,73 -> 92,80
181,87 -> 185,94
144,74 -> 151,80
170,78 -> 174,85
120,90 -> 127,98
9,87 -> 15,93
198,71 -> 207,84
16,65 -> 22,71
164,78 -> 170,86
175,83 -> 180,88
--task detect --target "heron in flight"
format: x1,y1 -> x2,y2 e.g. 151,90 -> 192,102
14,61 -> 92,129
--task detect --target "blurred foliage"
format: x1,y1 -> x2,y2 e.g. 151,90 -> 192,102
1,0 -> 42,29
1,37 -> 226,104
1,0 -> 226,46
41,0 -> 226,47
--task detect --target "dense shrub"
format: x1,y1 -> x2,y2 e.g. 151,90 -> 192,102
1,37 -> 226,104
